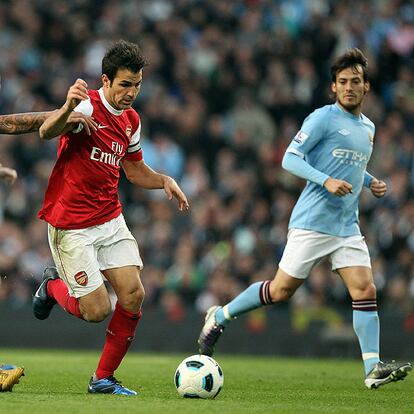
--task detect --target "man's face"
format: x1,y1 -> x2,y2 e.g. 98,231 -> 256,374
331,65 -> 369,113
102,68 -> 143,110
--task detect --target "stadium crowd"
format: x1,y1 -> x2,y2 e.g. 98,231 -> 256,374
0,0 -> 413,330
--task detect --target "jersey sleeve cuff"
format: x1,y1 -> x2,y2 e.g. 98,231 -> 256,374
286,147 -> 304,159
318,174 -> 330,187
123,150 -> 143,162
363,171 -> 374,188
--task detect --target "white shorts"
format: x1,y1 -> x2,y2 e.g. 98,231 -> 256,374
48,214 -> 143,298
278,229 -> 371,279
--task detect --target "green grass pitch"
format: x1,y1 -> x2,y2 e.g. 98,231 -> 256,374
1,349 -> 413,414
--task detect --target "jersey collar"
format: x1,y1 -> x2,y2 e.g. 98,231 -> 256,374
334,102 -> 363,121
98,88 -> 123,116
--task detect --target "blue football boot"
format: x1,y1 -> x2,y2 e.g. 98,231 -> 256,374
88,375 -> 137,396
32,267 -> 60,320
0,364 -> 17,370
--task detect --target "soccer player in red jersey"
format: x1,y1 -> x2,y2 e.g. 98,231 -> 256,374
32,40 -> 189,396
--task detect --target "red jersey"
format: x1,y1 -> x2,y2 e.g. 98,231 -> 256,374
38,88 -> 143,229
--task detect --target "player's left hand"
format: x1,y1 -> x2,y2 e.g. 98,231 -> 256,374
0,164 -> 17,185
163,176 -> 189,211
370,178 -> 387,198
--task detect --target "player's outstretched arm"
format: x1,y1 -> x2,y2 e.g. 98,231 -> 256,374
39,79 -> 90,140
122,159 -> 189,211
0,111 -> 96,137
0,112 -> 52,134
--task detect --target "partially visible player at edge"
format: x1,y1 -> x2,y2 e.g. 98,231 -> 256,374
0,107 -> 96,392
0,110 -> 96,185
197,48 -> 411,389
0,101 -> 96,392
0,364 -> 24,392
32,40 -> 189,396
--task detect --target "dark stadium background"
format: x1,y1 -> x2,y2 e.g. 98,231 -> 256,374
0,0 -> 413,358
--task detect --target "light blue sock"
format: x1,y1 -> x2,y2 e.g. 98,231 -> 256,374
353,307 -> 380,375
215,281 -> 272,327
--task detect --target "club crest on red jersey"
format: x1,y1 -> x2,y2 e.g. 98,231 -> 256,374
74,271 -> 88,286
126,126 -> 132,138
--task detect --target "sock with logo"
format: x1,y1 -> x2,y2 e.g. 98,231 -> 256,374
95,302 -> 142,379
47,278 -> 83,319
352,299 -> 380,375
215,281 -> 273,327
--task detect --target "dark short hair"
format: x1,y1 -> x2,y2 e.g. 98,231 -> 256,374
330,48 -> 369,82
102,40 -> 146,82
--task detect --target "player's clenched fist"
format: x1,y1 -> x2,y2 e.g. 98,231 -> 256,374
65,79 -> 89,111
39,78 -> 91,139
369,178 -> 387,198
324,177 -> 353,197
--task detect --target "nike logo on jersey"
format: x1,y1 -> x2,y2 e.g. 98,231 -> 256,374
338,129 -> 350,136
97,123 -> 109,129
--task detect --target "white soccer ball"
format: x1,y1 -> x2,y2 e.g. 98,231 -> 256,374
174,354 -> 224,399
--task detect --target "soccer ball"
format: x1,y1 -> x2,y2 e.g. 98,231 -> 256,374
174,354 -> 224,399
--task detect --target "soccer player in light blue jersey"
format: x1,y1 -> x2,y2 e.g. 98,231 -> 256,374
197,48 -> 412,389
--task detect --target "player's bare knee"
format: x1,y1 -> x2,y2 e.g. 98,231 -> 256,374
136,283 -> 145,303
352,282 -> 376,300
85,309 -> 111,323
269,285 -> 295,302
119,285 -> 145,313
82,304 -> 111,322
366,282 -> 377,299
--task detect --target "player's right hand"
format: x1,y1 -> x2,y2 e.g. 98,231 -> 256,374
67,112 -> 97,135
65,79 -> 89,111
324,177 -> 353,197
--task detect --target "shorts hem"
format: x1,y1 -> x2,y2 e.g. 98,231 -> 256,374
332,263 -> 371,272
72,280 -> 104,298
100,262 -> 143,271
278,264 -> 308,280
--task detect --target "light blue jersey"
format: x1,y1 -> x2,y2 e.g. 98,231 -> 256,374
284,103 -> 375,236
